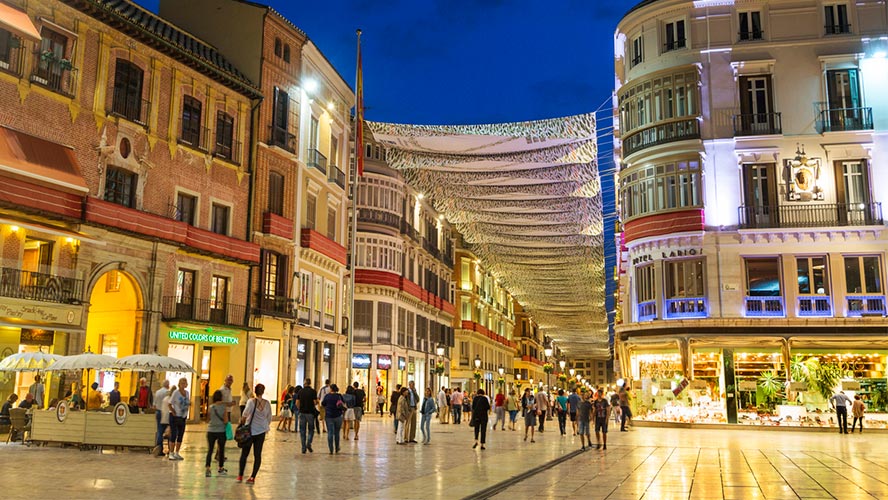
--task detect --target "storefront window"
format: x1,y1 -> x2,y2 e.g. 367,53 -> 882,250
295,340 -> 307,384
797,257 -> 828,294
664,259 -> 706,318
635,264 -> 656,321
254,339 -> 280,411
844,255 -> 882,294
734,351 -> 784,420
746,258 -> 781,296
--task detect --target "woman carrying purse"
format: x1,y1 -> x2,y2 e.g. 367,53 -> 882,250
237,383 -> 271,485
205,390 -> 229,477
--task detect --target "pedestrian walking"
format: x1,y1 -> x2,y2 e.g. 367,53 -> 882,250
342,385 -> 356,440
577,390 -> 593,450
493,389 -> 506,431
317,380 -> 331,433
276,386 -> 293,431
830,390 -> 853,434
619,384 -> 632,431
610,391 -> 622,425
321,384 -> 346,454
506,389 -> 519,431
168,377 -> 191,461
205,390 -> 228,477
437,386 -> 448,424
450,387 -> 464,424
420,387 -> 437,444
395,387 -> 409,444
237,383 -> 271,484
352,382 -> 366,440
239,382 -> 253,415
471,389 -> 491,450
153,380 -> 170,457
593,389 -> 610,450
296,378 -> 318,454
851,394 -> 866,433
521,388 -> 538,443
376,392 -> 386,416
567,388 -> 581,435
391,385 -> 402,433
536,388 -> 549,432
555,389 -> 568,435
405,381 -> 420,443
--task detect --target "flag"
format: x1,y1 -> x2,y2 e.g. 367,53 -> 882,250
355,30 -> 364,177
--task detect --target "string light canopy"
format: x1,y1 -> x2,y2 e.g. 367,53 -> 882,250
368,113 -> 608,357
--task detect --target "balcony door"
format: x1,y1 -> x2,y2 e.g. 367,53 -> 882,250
176,269 -> 195,319
826,69 -> 862,129
739,75 -> 773,134
835,160 -> 872,225
742,163 -> 777,228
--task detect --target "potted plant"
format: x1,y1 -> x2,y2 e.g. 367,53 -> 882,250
473,370 -> 482,382
558,373 -> 567,384
497,377 -> 505,387
542,363 -> 554,374
434,362 -> 445,375
758,370 -> 784,411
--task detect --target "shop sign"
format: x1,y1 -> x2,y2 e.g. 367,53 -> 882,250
352,353 -> 371,369
398,357 -> 406,370
113,402 -> 128,425
672,378 -> 689,396
738,380 -> 757,391
0,299 -> 82,325
632,248 -> 703,266
377,355 -> 392,370
789,381 -> 808,391
842,380 -> 860,391
168,330 -> 239,345
20,329 -> 54,346
408,362 -> 415,372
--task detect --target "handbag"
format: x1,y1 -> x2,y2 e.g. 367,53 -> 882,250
235,423 -> 252,447
225,421 -> 234,440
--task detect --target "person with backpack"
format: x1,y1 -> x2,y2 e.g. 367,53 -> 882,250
321,384 -> 346,454
237,383 -> 271,484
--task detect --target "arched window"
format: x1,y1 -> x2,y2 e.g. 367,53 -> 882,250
274,38 -> 282,58
283,44 -> 291,63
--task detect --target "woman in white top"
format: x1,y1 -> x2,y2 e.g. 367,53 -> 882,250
237,383 -> 271,484
168,377 -> 191,460
239,382 -> 253,414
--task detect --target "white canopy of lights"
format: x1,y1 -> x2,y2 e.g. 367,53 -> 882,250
368,113 -> 608,356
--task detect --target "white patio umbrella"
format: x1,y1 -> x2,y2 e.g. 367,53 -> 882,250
112,353 -> 196,373
44,350 -> 117,409
0,351 -> 62,372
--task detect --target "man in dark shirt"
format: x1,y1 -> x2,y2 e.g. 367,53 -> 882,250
576,391 -> 593,450
593,389 -> 611,450
352,382 -> 366,440
390,385 -> 402,433
295,378 -> 319,454
567,389 -> 581,435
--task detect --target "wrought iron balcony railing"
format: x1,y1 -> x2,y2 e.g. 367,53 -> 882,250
256,294 -> 297,319
0,267 -> 83,304
161,296 -> 259,329
738,203 -> 882,229
733,112 -> 782,136
328,164 -> 346,189
622,118 -> 700,157
744,296 -> 784,317
818,106 -> 873,132
109,88 -> 150,126
307,148 -> 327,175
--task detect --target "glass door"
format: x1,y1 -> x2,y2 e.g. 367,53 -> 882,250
742,164 -> 777,227
835,160 -> 871,224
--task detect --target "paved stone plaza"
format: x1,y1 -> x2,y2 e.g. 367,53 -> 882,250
1,416 -> 885,500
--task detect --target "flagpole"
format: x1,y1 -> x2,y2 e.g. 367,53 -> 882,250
346,29 -> 362,387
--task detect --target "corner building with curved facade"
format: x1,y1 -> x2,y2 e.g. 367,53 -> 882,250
615,0 -> 888,426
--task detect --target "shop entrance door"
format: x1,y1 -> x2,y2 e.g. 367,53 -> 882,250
200,347 -> 212,419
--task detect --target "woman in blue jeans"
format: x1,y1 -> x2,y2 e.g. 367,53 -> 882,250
420,387 -> 437,444
321,384 -> 345,454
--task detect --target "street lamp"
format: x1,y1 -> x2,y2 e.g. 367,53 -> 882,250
569,368 -> 575,377
497,365 -> 504,376
436,344 -> 445,357
435,343 -> 446,390
474,354 -> 482,392
544,345 -> 553,358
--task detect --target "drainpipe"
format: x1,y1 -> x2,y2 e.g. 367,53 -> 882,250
148,240 -> 158,354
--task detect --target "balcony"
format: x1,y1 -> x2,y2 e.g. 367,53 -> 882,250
31,58 -> 75,97
637,300 -> 657,322
798,296 -> 832,317
178,118 -> 210,152
663,39 -> 686,52
301,228 -> 347,265
328,164 -> 346,189
745,296 -> 784,317
161,296 -> 260,329
307,149 -> 327,175
269,127 -> 295,153
256,294 -> 296,319
262,211 -> 294,240
109,88 -> 150,127
733,112 -> 782,136
0,267 -> 83,304
818,106 -> 873,132
0,40 -> 24,77
629,55 -> 642,67
214,138 -> 242,165
400,220 -> 420,242
825,24 -> 851,35
324,313 -> 335,331
358,208 -> 401,230
664,297 -> 707,319
846,295 -> 886,317
622,117 -> 700,157
738,30 -> 764,42
738,203 -> 882,229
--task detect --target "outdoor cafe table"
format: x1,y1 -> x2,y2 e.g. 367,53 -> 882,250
30,408 -> 155,449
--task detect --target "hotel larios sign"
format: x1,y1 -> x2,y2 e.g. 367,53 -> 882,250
0,297 -> 82,326
632,248 -> 703,266
168,330 -> 239,345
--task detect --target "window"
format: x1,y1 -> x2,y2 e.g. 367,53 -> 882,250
0,29 -> 20,74
824,4 -> 850,34
283,44 -> 291,63
274,38 -> 282,58
738,11 -> 763,40
309,116 -> 319,153
214,111 -> 235,160
826,69 -> 861,110
377,302 -> 392,343
261,250 -> 287,298
354,300 -> 373,342
796,257 -> 828,295
104,166 -> 137,208
665,259 -> 704,298
635,265 -> 656,321
618,70 -> 698,134
298,271 -> 312,309
745,257 -> 781,297
630,35 -> 643,67
22,237 -> 53,275
111,59 -> 144,123
845,256 -> 882,294
210,276 -> 229,309
330,136 -> 340,167
271,87 -> 290,149
180,95 -> 203,149
313,275 -> 323,327
176,269 -> 195,304
327,208 -> 337,241
324,280 -> 336,330
211,203 -> 230,235
267,172 -> 284,216
740,163 -> 777,228
305,194 -> 317,230
620,159 -> 701,220
34,28 -> 70,94
663,20 -> 686,51
176,192 -> 197,225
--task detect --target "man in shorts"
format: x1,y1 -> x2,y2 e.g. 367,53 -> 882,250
567,388 -> 581,435
593,389 -> 611,450
352,382 -> 365,440
576,390 -> 593,450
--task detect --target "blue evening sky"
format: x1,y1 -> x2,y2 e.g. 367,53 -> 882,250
139,0 -> 637,125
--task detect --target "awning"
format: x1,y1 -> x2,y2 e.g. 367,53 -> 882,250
0,216 -> 105,245
0,3 -> 41,43
0,126 -> 89,194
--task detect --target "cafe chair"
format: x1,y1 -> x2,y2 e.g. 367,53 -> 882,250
6,408 -> 31,445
